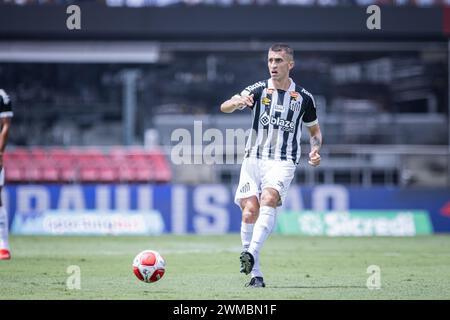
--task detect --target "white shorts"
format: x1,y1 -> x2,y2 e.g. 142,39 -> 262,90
234,157 -> 296,207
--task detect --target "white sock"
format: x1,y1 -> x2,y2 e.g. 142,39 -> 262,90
251,252 -> 263,278
248,206 -> 277,278
240,222 -> 254,251
0,206 -> 9,249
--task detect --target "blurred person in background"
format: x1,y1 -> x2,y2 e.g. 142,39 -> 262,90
0,89 -> 13,260
220,44 -> 322,288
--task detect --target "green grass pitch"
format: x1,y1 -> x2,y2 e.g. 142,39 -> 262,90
1,235 -> 450,300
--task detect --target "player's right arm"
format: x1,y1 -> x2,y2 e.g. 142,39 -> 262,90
220,81 -> 265,113
220,94 -> 254,113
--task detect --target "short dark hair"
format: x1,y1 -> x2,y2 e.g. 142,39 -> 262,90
269,43 -> 294,59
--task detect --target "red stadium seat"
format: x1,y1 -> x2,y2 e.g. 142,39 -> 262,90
3,154 -> 17,167
134,165 -> 155,182
98,165 -> 119,183
5,165 -> 23,182
41,166 -> 59,183
23,166 -> 43,182
2,147 -> 172,183
109,147 -> 128,161
49,148 -> 76,166
80,165 -> 100,182
118,165 -> 136,182
9,148 -> 29,158
6,148 -> 29,164
150,151 -> 171,182
60,166 -> 78,182
29,148 -> 48,162
127,149 -> 149,162
154,168 -> 171,182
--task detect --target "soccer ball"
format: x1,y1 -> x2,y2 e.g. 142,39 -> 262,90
132,250 -> 166,283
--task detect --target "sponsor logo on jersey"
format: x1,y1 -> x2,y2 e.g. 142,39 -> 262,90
0,89 -> 10,105
259,113 -> 270,126
301,88 -> 315,109
301,88 -> 317,109
259,114 -> 295,132
301,88 -> 312,97
262,97 -> 271,105
274,104 -> 285,112
244,81 -> 266,93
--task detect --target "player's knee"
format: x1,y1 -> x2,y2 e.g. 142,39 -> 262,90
242,210 -> 258,223
260,191 -> 279,207
241,198 -> 259,223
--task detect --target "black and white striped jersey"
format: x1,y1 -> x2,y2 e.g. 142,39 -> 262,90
0,89 -> 13,119
237,78 -> 318,164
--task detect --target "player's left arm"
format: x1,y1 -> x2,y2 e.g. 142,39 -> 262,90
302,91 -> 322,167
307,123 -> 322,167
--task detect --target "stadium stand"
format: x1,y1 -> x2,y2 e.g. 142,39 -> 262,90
1,47 -> 447,186
0,3 -> 448,187
2,50 -> 446,146
3,147 -> 172,183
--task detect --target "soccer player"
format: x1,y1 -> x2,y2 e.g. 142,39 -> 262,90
0,89 -> 13,260
220,44 -> 322,288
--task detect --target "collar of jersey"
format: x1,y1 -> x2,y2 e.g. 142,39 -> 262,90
267,78 -> 296,92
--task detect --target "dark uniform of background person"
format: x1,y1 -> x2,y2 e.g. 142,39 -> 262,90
0,89 -> 13,260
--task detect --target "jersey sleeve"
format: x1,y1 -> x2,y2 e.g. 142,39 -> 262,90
0,89 -> 13,118
235,81 -> 265,110
302,94 -> 318,127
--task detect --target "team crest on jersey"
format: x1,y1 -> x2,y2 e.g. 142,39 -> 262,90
290,100 -> 302,112
274,104 -> 285,112
289,91 -> 300,100
262,97 -> 271,105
